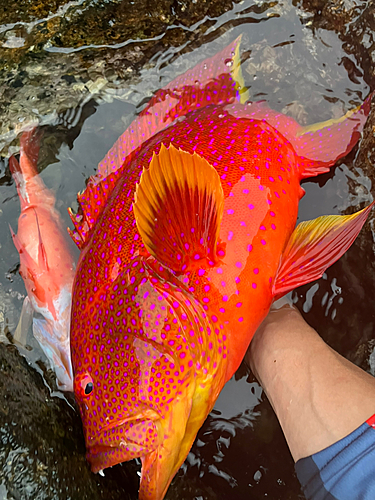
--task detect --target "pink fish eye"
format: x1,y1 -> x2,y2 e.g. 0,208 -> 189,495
75,372 -> 94,399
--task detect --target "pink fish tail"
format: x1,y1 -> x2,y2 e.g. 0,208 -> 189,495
11,128 -> 55,211
19,127 -> 43,174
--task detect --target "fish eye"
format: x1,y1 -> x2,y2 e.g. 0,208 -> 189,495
85,382 -> 94,395
75,372 -> 94,399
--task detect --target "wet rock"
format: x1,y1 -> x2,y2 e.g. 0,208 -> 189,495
299,0 -> 375,87
0,0 -> 241,155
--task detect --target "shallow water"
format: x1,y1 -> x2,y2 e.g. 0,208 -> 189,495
1,0 -> 375,499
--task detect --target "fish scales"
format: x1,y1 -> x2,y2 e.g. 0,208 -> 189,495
70,39 -> 374,500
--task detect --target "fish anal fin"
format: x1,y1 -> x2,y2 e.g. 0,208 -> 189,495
273,202 -> 375,299
133,144 -> 224,273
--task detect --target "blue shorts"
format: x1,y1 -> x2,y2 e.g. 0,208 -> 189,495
295,414 -> 375,499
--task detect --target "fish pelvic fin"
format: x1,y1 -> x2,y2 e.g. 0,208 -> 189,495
273,202 -> 375,300
133,143 -> 224,274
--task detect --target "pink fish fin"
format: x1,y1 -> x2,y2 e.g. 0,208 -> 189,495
94,37 -> 247,184
13,296 -> 33,346
294,92 -> 374,178
33,208 -> 50,272
273,201 -> 375,300
133,143 -> 224,273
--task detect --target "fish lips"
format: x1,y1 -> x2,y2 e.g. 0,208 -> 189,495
85,409 -> 162,472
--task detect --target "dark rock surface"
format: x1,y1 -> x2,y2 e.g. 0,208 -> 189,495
0,0 -> 241,154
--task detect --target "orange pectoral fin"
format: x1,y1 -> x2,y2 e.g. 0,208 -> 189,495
133,143 -> 224,273
273,202 -> 375,299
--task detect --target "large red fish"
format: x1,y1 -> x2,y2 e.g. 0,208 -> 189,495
69,38 -> 374,499
10,128 -> 76,391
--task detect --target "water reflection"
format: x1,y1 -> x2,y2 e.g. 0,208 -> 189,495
1,0 -> 374,498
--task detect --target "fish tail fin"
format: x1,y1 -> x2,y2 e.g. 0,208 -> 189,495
133,143 -> 224,273
10,127 -> 53,210
273,201 -> 375,299
296,92 -> 374,178
244,92 -> 373,178
19,127 -> 43,174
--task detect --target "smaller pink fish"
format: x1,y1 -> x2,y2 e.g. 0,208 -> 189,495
9,128 -> 76,391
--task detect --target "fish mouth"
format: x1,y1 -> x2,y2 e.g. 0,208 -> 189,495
85,409 -> 162,473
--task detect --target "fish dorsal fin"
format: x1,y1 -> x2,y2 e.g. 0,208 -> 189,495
273,202 -> 375,300
68,37 -> 247,249
133,143 -> 224,273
